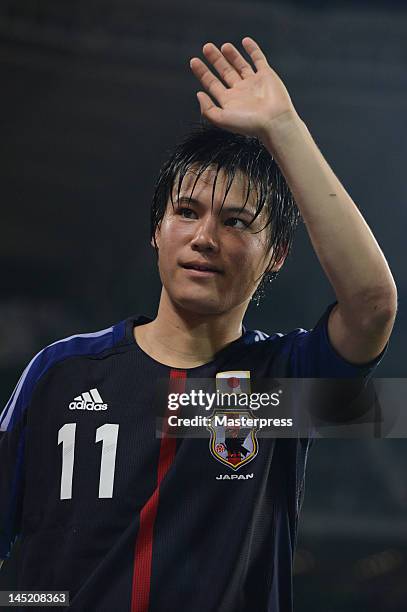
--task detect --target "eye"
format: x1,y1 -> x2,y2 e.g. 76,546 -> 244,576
177,206 -> 198,220
224,217 -> 249,229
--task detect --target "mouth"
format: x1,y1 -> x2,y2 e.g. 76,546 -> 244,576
180,263 -> 223,276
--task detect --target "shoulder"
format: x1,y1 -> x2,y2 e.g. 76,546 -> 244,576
242,325 -> 309,351
19,318 -> 125,376
0,318 -> 127,432
243,303 -> 338,358
239,322 -> 311,378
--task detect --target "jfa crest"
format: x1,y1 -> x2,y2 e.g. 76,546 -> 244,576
207,409 -> 259,470
207,371 -> 259,470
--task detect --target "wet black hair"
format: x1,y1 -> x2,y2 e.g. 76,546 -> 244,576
150,121 -> 301,304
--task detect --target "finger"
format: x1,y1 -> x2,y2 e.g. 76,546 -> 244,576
220,42 -> 255,78
190,57 -> 227,104
241,36 -> 269,70
202,42 -> 242,87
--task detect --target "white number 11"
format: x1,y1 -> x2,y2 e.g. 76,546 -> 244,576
58,423 -> 119,500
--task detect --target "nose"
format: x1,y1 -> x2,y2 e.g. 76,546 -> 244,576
190,214 -> 220,253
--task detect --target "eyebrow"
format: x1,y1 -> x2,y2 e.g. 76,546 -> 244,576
176,196 -> 256,218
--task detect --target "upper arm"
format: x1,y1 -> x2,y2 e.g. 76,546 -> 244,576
327,301 -> 396,366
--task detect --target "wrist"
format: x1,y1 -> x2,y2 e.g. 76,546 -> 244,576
259,109 -> 305,153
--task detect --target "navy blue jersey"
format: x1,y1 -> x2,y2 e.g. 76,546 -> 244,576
0,302 -> 385,611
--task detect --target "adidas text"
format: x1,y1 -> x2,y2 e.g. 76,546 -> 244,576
69,400 -> 107,411
69,388 -> 108,411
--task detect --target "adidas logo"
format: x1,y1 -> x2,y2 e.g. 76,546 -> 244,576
69,388 -> 108,411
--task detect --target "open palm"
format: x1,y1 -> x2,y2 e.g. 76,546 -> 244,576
189,37 -> 296,139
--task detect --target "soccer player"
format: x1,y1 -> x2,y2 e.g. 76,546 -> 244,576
0,37 -> 397,611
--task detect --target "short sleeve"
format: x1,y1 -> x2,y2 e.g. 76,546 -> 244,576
0,384 -> 27,560
289,301 -> 388,379
286,302 -> 390,435
0,351 -> 45,560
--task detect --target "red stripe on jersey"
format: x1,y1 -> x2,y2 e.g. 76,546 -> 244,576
131,369 -> 186,612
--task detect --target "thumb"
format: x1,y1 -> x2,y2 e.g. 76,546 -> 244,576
196,91 -> 223,125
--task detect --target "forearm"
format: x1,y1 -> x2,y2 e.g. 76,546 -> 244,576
261,111 -> 397,324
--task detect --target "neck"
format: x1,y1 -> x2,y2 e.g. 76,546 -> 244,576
134,288 -> 249,368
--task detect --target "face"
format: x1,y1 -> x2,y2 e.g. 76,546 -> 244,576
153,166 -> 282,316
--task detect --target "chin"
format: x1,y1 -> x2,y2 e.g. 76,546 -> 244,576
172,291 -> 230,317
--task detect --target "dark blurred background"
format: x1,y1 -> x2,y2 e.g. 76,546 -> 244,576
0,1 -> 406,610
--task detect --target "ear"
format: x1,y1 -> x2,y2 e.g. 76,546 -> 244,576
151,224 -> 161,250
265,245 -> 289,274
